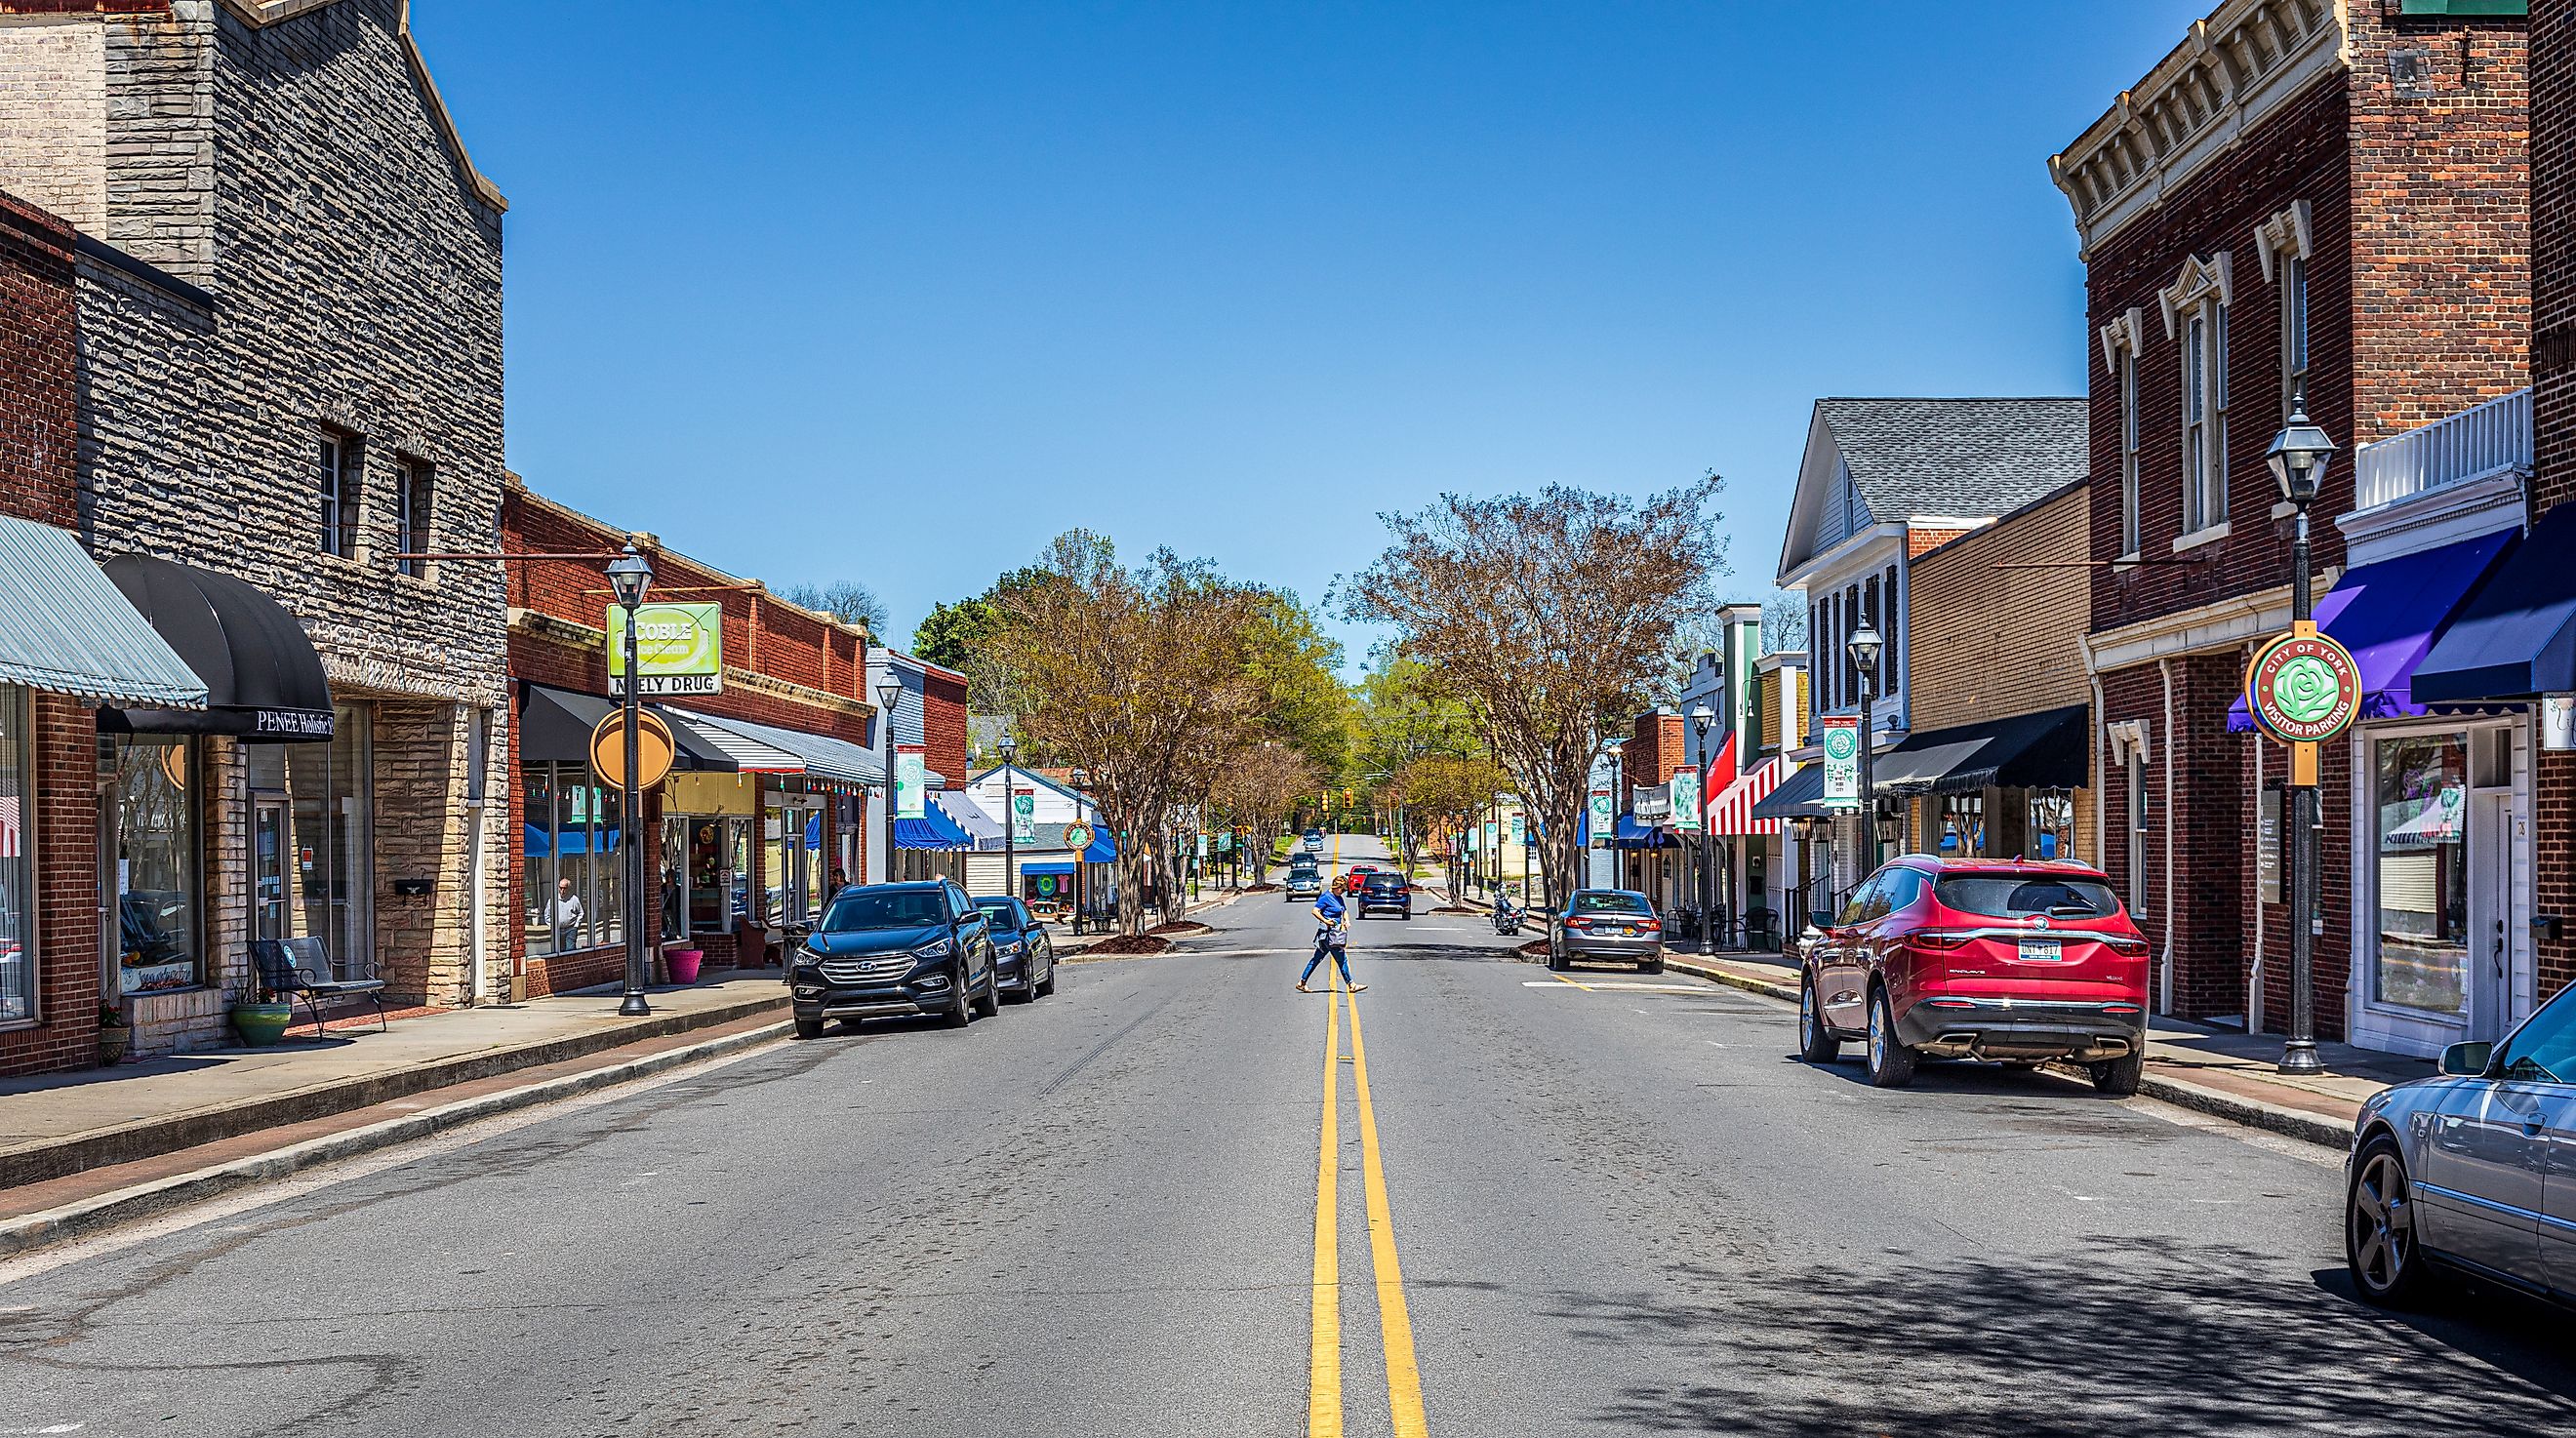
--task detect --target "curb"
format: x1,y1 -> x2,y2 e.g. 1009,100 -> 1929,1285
1661,957 -> 2351,1151
0,1019 -> 792,1260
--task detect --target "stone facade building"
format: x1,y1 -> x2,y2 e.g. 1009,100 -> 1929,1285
0,0 -> 510,1057
2056,0 -> 2531,1050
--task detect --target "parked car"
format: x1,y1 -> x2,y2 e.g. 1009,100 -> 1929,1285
2344,984 -> 2576,1308
1549,890 -> 1664,974
975,896 -> 1057,1003
1356,871 -> 1414,919
1303,828 -> 1326,853
788,880 -> 996,1038
1797,856 -> 2150,1094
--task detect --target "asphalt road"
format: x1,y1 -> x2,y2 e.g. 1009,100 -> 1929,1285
4,835 -> 2573,1436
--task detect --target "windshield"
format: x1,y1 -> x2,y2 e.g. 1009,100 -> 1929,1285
975,899 -> 1024,926
1363,874 -> 1405,889
821,890 -> 948,931
1935,875 -> 2121,921
2497,985 -> 2576,1084
1572,892 -> 1652,915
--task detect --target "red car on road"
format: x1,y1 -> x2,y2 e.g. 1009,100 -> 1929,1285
1797,856 -> 2151,1094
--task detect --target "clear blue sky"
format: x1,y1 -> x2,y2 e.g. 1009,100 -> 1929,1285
409,1 -> 2209,663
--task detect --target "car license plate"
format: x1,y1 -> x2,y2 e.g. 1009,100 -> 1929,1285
1617,925 -> 1635,938
2018,939 -> 2063,963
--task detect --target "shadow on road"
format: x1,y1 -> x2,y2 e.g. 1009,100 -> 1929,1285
1555,1246 -> 2576,1436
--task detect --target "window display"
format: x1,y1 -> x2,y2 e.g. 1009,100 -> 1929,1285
521,761 -> 624,955
2373,734 -> 2468,1015
110,733 -> 200,996
0,690 -> 32,1019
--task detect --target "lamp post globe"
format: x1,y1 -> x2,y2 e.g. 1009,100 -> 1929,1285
2265,397 -> 2337,509
609,543 -> 654,1018
2267,400 -> 2338,1077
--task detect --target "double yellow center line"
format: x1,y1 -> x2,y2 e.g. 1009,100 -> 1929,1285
1307,969 -> 1429,1436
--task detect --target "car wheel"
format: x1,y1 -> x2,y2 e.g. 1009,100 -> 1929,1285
973,965 -> 1001,1019
1865,986 -> 1916,1089
1797,978 -> 1841,1063
943,964 -> 973,1028
2348,1135 -> 2433,1307
2089,1049 -> 2144,1097
1640,957 -> 1664,975
793,1017 -> 825,1040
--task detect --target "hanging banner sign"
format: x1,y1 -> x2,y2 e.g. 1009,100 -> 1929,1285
1011,788 -> 1038,842
1819,715 -> 1861,807
1589,786 -> 1615,846
606,602 -> 723,696
2245,630 -> 2362,745
1669,768 -> 1702,832
895,744 -> 928,819
1195,832 -> 1209,859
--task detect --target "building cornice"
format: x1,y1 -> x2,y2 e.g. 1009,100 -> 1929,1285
2048,0 -> 2348,259
2081,571 -> 2343,674
1777,523 -> 1906,593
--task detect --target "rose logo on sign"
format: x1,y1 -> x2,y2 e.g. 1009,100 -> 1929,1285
2245,632 -> 2362,745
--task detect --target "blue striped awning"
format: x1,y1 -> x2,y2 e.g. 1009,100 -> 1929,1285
0,516 -> 206,708
895,804 -> 975,851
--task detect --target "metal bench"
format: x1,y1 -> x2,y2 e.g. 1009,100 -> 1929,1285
251,938 -> 388,1039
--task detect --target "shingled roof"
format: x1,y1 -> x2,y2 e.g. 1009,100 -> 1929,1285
1816,398 -> 2088,519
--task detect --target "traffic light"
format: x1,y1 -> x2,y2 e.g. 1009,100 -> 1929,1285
1344,786 -> 1354,806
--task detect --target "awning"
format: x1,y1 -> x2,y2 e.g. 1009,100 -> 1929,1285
2415,502 -> 2576,702
1751,761 -> 1833,820
1021,861 -> 1076,876
659,709 -> 804,773
933,789 -> 1002,845
1083,829 -> 1117,863
1610,813 -> 1679,850
664,706 -> 876,785
0,517 -> 206,709
1708,756 -> 1791,837
894,798 -> 975,851
98,553 -> 333,740
2229,528 -> 2520,730
518,685 -> 738,771
1873,704 -> 2089,796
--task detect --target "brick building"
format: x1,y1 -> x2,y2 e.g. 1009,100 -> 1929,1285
865,648 -> 979,885
0,0 -> 510,1060
503,481 -> 878,996
2055,0 -> 2531,1050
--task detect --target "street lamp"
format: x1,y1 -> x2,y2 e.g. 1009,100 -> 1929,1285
999,733 -> 1019,911
1848,620 -> 1883,876
1688,701 -> 1717,956
606,543 -> 655,1018
876,673 -> 905,886
2266,395 -> 2338,1077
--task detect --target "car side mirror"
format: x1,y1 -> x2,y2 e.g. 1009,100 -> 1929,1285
2439,1041 -> 2493,1078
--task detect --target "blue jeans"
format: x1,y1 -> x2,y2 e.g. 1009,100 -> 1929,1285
1301,927 -> 1352,987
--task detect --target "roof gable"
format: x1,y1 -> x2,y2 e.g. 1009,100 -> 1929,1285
220,0 -> 504,214
1779,398 -> 2088,582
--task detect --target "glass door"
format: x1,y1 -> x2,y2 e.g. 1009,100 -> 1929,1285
253,793 -> 294,942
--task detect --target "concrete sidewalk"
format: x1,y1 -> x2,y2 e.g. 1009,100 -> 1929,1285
0,972 -> 789,1192
1662,949 -> 2420,1148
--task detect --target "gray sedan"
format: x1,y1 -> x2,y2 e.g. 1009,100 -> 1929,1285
1547,889 -> 1665,975
2346,982 -> 2576,1307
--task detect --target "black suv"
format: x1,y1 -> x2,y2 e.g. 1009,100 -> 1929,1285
975,896 -> 1057,1003
1356,871 -> 1413,919
790,881 -> 996,1037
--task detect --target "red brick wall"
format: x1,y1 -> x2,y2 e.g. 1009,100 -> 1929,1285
2533,0 -> 2576,1004
0,195 -> 77,527
921,665 -> 967,788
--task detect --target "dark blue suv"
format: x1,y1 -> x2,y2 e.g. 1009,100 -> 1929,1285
790,881 -> 996,1037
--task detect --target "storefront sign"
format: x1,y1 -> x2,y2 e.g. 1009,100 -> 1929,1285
1820,716 -> 1860,807
2545,694 -> 2576,752
2245,630 -> 2362,745
1011,788 -> 1038,842
665,770 -> 757,817
1064,820 -> 1096,853
606,602 -> 724,697
894,744 -> 927,819
1630,785 -> 1672,822
1669,768 -> 1701,832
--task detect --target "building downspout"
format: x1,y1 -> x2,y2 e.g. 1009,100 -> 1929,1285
2160,657 -> 2177,1016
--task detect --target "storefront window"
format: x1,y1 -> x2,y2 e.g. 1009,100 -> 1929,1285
0,689 -> 33,1019
1936,792 -> 1985,858
2374,735 -> 2468,1015
110,733 -> 201,996
522,761 -> 624,955
247,702 -> 375,981
2028,791 -> 2075,862
661,813 -> 686,941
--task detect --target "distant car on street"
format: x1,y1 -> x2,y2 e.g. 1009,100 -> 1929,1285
975,896 -> 1056,1003
2344,985 -> 2576,1309
1341,862 -> 1378,898
1549,890 -> 1664,974
1303,828 -> 1326,852
1796,856 -> 2150,1094
1283,854 -> 1323,901
1355,871 -> 1414,920
788,880 -> 996,1038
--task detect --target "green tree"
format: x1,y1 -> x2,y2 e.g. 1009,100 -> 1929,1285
1241,590 -> 1354,776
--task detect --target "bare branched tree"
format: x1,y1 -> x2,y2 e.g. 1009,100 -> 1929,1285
1340,479 -> 1728,907
1209,743 -> 1318,884
776,579 -> 890,639
991,533 -> 1268,935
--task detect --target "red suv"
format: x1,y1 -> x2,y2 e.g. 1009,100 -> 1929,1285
1797,856 -> 2151,1094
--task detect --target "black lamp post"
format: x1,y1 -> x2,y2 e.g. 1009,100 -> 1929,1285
876,673 -> 905,886
2267,396 -> 2337,1076
999,733 -> 1019,907
607,543 -> 655,1018
1689,701 -> 1717,955
1848,620 -> 1884,877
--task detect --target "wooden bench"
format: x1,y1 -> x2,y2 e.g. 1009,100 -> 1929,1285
251,938 -> 388,1039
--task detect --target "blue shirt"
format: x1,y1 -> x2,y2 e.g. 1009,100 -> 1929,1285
1313,891 -> 1347,922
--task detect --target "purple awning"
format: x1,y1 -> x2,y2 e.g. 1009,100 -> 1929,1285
2226,528 -> 2519,734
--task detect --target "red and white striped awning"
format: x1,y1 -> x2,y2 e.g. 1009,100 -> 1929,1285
1707,756 -> 1791,836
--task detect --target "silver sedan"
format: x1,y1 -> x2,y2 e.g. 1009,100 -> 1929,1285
2345,983 -> 2576,1308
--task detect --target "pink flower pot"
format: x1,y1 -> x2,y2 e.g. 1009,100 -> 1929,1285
665,949 -> 704,984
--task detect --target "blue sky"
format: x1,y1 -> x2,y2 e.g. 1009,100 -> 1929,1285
409,1 -> 2209,663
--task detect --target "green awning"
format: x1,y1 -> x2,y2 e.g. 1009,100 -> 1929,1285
0,516 -> 205,708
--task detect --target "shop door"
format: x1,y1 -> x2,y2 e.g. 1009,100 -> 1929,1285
253,795 -> 294,942
2472,792 -> 2516,1042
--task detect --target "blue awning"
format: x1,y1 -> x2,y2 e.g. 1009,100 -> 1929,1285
2416,503 -> 2576,702
525,824 -> 621,859
894,805 -> 974,851
1021,861 -> 1076,876
2229,528 -> 2520,731
1610,813 -> 1678,850
1083,830 -> 1118,863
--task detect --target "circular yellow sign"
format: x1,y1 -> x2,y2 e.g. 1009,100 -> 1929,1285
591,708 -> 676,790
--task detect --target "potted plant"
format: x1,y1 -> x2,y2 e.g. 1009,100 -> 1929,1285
664,944 -> 704,984
229,971 -> 293,1047
97,1003 -> 131,1066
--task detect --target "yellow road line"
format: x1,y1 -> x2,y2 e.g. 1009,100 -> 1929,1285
1345,989 -> 1431,1438
1548,971 -> 1595,992
1307,974 -> 1344,1438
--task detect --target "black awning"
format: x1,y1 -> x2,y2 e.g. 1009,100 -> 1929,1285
96,554 -> 335,742
1873,703 -> 2089,797
2414,501 -> 2576,703
1750,760 -> 1832,820
519,683 -> 740,772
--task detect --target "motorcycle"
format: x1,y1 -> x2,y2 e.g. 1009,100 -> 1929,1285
1491,899 -> 1522,937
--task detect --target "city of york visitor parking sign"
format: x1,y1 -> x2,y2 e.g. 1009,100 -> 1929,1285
2245,631 -> 2362,745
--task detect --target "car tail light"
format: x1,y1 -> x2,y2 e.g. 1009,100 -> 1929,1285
1563,916 -> 1591,930
1909,931 -> 1975,951
2104,936 -> 2151,957
1923,997 -> 1976,1010
1637,920 -> 1662,933
2103,1003 -> 2144,1016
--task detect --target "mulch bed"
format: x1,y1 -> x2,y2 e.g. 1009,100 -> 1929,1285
1430,905 -> 1476,915
1243,883 -> 1281,893
1086,934 -> 1174,956
1516,939 -> 1551,958
1148,920 -> 1214,936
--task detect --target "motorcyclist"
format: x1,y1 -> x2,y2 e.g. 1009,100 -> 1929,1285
1297,886 -> 1361,993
